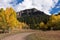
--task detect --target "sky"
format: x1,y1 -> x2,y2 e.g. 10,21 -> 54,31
0,0 -> 60,15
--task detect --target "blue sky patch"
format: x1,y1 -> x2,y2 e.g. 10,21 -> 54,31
10,0 -> 24,6
50,0 -> 60,14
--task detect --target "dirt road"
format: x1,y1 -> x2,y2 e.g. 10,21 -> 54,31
1,32 -> 33,40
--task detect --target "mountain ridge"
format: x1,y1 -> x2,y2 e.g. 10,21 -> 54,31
17,8 -> 50,18
17,8 -> 50,24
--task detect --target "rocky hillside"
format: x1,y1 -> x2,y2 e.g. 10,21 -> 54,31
17,8 -> 49,17
16,8 -> 50,29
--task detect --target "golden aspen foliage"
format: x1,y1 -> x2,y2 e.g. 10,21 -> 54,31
47,15 -> 56,28
50,14 -> 57,22
46,14 -> 60,30
39,22 -> 45,28
0,7 -> 28,31
4,7 -> 22,30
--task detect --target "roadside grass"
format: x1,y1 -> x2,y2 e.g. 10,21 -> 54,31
26,30 -> 60,40
0,29 -> 35,40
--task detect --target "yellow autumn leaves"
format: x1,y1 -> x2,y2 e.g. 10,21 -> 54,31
39,14 -> 60,30
0,8 -> 28,31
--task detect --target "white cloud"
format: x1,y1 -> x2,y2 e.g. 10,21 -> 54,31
0,0 -> 59,15
14,0 -> 33,12
14,0 -> 59,15
0,0 -> 18,10
0,0 -> 13,9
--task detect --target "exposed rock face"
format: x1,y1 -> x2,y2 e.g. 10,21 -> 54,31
17,8 -> 49,18
17,8 -> 50,24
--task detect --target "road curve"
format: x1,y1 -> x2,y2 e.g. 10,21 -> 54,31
1,32 -> 33,40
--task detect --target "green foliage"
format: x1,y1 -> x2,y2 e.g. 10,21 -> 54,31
17,12 -> 49,30
0,7 -> 59,31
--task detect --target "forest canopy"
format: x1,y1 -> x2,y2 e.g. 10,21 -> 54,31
0,8 -> 28,32
0,8 -> 60,33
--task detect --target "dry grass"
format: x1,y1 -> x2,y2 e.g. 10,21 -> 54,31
0,31 -> 20,40
0,29 -> 35,40
26,30 -> 60,40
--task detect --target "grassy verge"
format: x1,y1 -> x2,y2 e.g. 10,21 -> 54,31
26,31 -> 60,40
0,29 -> 35,40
